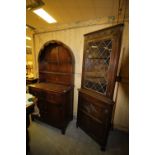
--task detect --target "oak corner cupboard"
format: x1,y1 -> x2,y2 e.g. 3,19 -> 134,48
29,40 -> 75,134
77,24 -> 124,150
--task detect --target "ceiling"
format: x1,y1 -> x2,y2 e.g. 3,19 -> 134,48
26,0 -> 129,33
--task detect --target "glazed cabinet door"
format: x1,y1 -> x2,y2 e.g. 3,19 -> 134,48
82,24 -> 124,98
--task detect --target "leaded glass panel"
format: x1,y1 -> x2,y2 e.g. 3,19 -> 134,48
83,39 -> 112,94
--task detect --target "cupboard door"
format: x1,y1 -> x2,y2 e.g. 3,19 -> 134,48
78,94 -> 112,123
46,102 -> 64,127
82,24 -> 124,98
78,111 -> 105,141
37,99 -> 48,122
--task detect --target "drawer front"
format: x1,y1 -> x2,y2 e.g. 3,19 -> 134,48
46,92 -> 62,104
29,87 -> 45,99
78,93 -> 112,122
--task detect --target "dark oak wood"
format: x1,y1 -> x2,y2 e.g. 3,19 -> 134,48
77,24 -> 124,150
29,41 -> 74,134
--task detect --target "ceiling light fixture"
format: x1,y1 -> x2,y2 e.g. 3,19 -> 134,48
33,8 -> 57,24
26,45 -> 32,48
26,36 -> 31,40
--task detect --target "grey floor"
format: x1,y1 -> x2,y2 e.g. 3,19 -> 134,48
28,119 -> 129,155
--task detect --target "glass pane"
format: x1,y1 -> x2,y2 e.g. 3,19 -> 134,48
83,39 -> 112,94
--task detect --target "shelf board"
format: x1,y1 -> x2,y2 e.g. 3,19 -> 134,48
39,71 -> 72,75
87,57 -> 104,59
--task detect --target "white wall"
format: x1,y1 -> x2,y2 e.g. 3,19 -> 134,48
33,22 -> 129,131
26,28 -> 36,77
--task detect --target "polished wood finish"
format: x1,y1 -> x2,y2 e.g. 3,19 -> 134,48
38,41 -> 74,86
29,41 -> 74,134
77,24 -> 124,150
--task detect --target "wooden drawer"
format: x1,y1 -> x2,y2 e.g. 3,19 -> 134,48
29,87 -> 45,99
78,93 -> 112,122
46,92 -> 62,104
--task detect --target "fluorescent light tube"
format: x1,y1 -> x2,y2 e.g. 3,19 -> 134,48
26,36 -> 31,40
26,46 -> 32,48
33,8 -> 57,24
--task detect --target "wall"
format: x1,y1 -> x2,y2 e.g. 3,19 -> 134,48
26,28 -> 36,77
113,22 -> 129,131
33,21 -> 129,131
